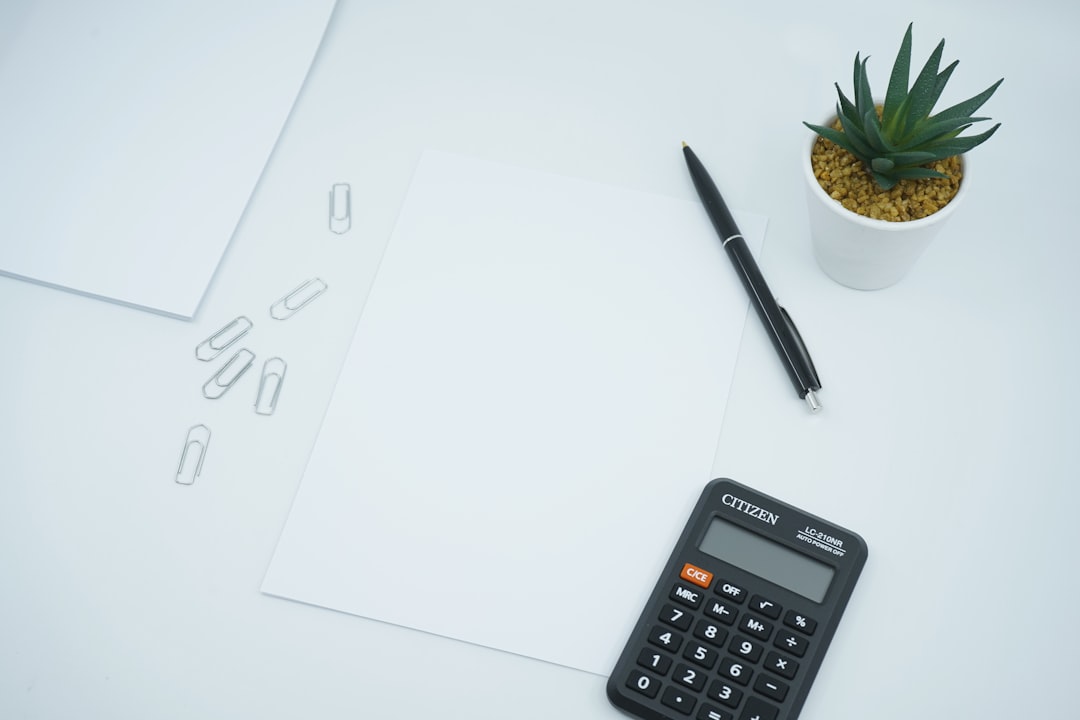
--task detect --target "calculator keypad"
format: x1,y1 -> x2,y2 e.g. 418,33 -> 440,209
625,567 -> 817,720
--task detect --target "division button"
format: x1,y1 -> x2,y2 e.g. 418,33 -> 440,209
773,631 -> 809,657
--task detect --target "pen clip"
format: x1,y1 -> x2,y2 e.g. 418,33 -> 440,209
777,305 -> 821,394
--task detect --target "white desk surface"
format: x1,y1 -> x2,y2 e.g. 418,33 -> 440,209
3,1 -> 1077,718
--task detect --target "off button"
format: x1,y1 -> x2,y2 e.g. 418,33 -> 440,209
680,563 -> 714,589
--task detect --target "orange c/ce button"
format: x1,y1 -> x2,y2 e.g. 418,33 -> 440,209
680,562 -> 713,589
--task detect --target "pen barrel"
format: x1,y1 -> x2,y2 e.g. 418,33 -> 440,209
725,238 -> 820,396
684,148 -> 740,242
683,144 -> 821,400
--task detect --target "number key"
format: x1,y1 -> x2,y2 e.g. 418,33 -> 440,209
706,679 -> 743,708
693,619 -> 728,647
717,657 -> 752,686
673,662 -> 707,691
728,635 -> 763,663
648,626 -> 684,652
660,603 -> 693,630
636,648 -> 672,675
682,641 -> 719,669
626,669 -> 660,699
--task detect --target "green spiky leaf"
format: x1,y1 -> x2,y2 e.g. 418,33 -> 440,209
805,24 -> 1003,191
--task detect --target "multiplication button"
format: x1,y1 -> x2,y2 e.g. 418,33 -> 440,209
764,651 -> 798,679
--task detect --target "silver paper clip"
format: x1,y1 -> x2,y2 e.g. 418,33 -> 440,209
329,182 -> 351,234
176,424 -> 211,485
270,278 -> 328,320
195,315 -> 253,361
255,357 -> 287,416
202,348 -> 255,399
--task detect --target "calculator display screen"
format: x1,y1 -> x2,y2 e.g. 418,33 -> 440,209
699,517 -> 835,602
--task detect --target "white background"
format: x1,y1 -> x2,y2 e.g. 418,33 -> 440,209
0,0 -> 334,317
2,1 -> 1078,719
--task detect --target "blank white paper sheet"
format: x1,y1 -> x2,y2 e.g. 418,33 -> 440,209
0,0 -> 336,318
262,150 -> 766,675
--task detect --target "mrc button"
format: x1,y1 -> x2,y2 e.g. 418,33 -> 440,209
670,583 -> 704,609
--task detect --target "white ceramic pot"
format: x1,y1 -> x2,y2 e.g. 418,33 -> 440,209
803,127 -> 969,290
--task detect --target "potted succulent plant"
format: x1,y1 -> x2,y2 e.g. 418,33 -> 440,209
803,23 -> 1002,289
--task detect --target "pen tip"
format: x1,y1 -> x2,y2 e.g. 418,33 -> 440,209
681,141 -> 688,148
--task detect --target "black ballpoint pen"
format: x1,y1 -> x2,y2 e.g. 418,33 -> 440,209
682,142 -> 823,412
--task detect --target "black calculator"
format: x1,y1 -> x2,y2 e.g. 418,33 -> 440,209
607,478 -> 867,720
